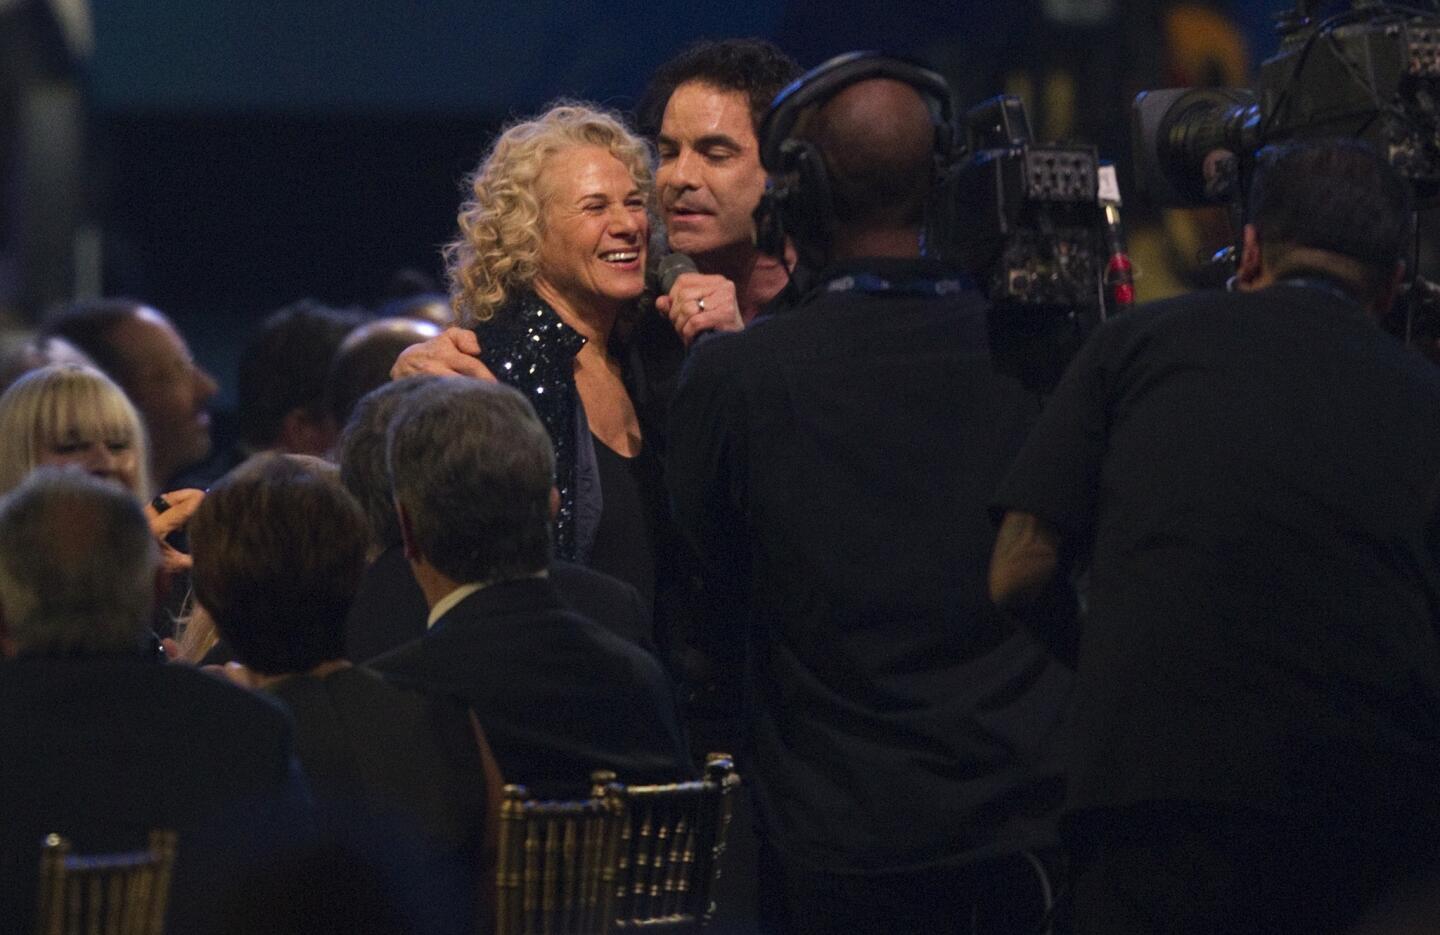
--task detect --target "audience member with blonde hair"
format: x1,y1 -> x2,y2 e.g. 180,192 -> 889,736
0,363 -> 204,589
0,363 -> 152,498
39,300 -> 220,490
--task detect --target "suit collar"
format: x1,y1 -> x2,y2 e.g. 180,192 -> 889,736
427,581 -> 491,629
429,575 -> 566,634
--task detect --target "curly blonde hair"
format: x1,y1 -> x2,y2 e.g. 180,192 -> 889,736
444,103 -> 654,324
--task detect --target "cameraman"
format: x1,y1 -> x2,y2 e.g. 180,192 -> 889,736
991,138 -> 1440,933
667,63 -> 1071,935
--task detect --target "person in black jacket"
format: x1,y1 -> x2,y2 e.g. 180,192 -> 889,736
189,453 -> 486,934
338,377 -> 654,662
0,469 -> 305,934
665,59 -> 1071,935
369,378 -> 691,791
990,138 -> 1440,933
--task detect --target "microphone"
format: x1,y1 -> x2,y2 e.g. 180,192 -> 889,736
1102,202 -> 1135,316
1097,164 -> 1134,319
658,253 -> 698,293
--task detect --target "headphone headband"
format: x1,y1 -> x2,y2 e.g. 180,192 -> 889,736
759,51 -> 955,172
751,51 -> 956,267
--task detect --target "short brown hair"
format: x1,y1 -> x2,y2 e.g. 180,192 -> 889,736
387,379 -> 554,583
190,453 -> 369,675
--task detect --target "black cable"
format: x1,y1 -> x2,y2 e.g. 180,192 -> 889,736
1265,4 -> 1440,146
1262,13 -> 1345,140
1409,216 -> 1422,343
1333,9 -> 1440,145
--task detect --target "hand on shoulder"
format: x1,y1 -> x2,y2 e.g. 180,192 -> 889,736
390,327 -> 497,381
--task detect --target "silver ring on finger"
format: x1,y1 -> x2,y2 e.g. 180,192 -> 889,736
697,297 -> 706,312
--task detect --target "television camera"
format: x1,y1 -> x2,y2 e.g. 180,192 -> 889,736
1132,0 -> 1440,357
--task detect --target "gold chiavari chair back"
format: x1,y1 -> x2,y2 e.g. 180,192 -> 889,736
609,753 -> 740,933
494,775 -> 626,935
35,829 -> 178,935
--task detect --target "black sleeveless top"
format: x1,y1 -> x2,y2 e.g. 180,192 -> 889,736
588,434 -> 660,614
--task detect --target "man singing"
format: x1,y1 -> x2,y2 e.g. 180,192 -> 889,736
639,38 -> 800,340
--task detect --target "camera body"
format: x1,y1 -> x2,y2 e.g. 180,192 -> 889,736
928,94 -> 1120,390
1134,3 -> 1440,208
1130,3 -> 1440,358
932,95 -> 1108,317
936,139 -> 1105,310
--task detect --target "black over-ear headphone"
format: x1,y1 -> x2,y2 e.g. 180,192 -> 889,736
752,51 -> 957,264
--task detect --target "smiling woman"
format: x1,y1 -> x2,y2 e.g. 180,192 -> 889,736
533,146 -> 649,320
442,104 -> 665,609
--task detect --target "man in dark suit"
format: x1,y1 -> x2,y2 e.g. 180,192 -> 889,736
0,470 -> 306,933
369,379 -> 691,790
340,377 -> 654,662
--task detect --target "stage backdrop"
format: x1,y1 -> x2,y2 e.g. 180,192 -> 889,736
72,0 -> 1288,407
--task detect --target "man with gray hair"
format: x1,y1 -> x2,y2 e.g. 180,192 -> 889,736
0,469 -> 157,655
0,470 -> 303,933
368,378 -> 690,789
340,377 -> 654,663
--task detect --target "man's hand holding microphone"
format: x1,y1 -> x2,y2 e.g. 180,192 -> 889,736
654,253 -> 745,347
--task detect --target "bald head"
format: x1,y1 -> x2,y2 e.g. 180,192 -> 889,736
326,317 -> 441,428
802,78 -> 937,235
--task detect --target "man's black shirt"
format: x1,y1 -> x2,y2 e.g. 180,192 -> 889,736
994,281 -> 1440,836
667,258 -> 1072,873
